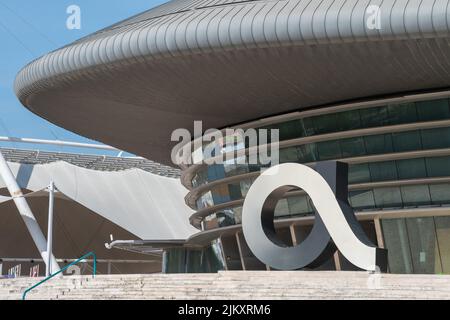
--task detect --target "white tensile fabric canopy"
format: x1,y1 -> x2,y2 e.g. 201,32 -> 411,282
0,161 -> 196,240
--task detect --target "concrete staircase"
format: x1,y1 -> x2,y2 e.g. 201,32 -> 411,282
2,271 -> 450,300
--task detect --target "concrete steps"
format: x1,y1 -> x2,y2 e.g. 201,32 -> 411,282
1,271 -> 450,300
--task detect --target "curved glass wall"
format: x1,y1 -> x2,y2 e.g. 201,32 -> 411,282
191,97 -> 450,187
192,125 -> 450,188
200,182 -> 450,231
194,156 -> 450,210
382,216 -> 450,274
260,99 -> 450,140
181,93 -> 450,275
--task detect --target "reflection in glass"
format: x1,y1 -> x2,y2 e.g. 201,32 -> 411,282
435,216 -> 450,274
381,219 -> 413,273
163,242 -> 226,273
382,216 -> 450,274
406,218 -> 441,274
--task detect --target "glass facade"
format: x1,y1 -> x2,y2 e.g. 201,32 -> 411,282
200,182 -> 450,231
191,98 -> 450,187
193,126 -> 450,188
195,156 -> 450,211
182,94 -> 450,274
163,240 -> 226,273
260,99 -> 450,140
382,216 -> 450,274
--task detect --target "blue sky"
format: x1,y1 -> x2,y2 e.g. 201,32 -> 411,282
0,0 -> 164,154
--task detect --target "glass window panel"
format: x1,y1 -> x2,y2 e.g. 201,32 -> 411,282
435,216 -> 450,274
392,131 -> 422,152
335,110 -> 362,131
348,164 -> 371,184
317,140 -> 342,160
421,127 -> 450,150
207,164 -> 225,181
274,199 -> 290,217
359,106 -> 389,127
426,157 -> 450,177
260,120 -> 303,141
277,119 -> 303,140
197,191 -> 214,209
312,113 -> 339,134
247,163 -> 261,172
227,164 -> 249,177
406,217 -> 442,274
297,144 -> 318,162
396,158 -> 427,179
299,117 -> 316,136
373,187 -> 402,208
364,134 -> 393,154
387,102 -> 417,125
349,190 -> 375,210
381,218 -> 413,273
211,184 -> 231,205
163,248 -> 186,273
192,169 -> 208,188
340,137 -> 366,157
228,183 -> 242,201
279,147 -> 300,163
369,161 -> 398,182
223,162 -> 237,176
416,99 -> 450,121
186,250 -> 204,273
240,179 -> 254,198
429,183 -> 450,205
216,210 -> 236,227
400,185 -> 431,206
287,195 -> 311,216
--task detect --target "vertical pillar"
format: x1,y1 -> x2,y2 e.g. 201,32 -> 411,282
289,224 -> 298,246
218,237 -> 229,271
46,181 -> 55,276
0,152 -> 60,274
235,232 -> 246,270
374,217 -> 385,248
333,252 -> 341,271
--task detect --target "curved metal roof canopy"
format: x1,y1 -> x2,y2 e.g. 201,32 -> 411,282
15,0 -> 450,165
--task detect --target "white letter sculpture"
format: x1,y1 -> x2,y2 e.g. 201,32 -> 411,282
242,161 -> 387,271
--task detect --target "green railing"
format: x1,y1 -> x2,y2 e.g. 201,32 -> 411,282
22,251 -> 96,300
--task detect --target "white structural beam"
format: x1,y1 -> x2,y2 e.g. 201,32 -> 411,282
0,136 -> 118,151
45,181 -> 55,276
0,136 -> 143,159
0,151 -> 60,274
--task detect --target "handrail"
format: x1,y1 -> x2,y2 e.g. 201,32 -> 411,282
22,251 -> 96,300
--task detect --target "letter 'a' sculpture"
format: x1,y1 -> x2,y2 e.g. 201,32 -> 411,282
242,161 -> 387,272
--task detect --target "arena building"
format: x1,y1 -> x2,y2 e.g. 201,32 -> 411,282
14,0 -> 450,274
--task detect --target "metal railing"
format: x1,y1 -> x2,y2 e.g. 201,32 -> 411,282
22,252 -> 96,300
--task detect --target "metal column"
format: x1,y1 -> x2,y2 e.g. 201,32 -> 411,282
45,181 -> 55,276
0,151 -> 60,274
